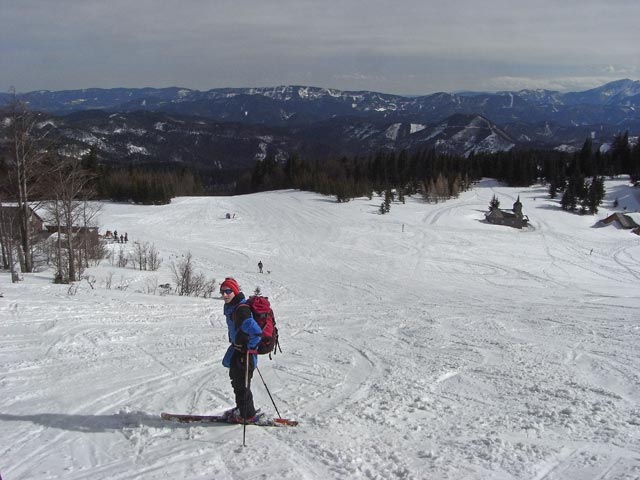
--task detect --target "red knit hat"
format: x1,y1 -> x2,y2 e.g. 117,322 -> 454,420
220,277 -> 240,294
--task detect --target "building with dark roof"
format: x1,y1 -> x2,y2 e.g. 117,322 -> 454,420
485,196 -> 529,229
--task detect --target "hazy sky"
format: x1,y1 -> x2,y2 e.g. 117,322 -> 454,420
1,0 -> 638,95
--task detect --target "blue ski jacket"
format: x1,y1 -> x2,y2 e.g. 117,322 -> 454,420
222,293 -> 262,368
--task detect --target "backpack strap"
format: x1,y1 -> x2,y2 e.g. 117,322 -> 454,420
235,303 -> 251,314
232,302 -> 252,329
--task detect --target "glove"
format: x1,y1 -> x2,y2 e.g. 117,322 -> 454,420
233,342 -> 247,353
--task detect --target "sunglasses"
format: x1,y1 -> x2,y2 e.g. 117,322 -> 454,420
220,289 -> 234,295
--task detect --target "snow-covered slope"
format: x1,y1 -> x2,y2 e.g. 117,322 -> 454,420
1,179 -> 639,479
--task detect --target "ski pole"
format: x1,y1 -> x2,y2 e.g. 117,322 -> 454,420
256,366 -> 282,419
243,349 -> 250,447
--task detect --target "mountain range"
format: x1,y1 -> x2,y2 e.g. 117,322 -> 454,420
1,79 -> 639,169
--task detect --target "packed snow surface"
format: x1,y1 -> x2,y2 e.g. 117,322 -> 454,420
1,179 -> 639,479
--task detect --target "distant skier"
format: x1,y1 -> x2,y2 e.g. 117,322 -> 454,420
258,261 -> 263,273
219,278 -> 263,423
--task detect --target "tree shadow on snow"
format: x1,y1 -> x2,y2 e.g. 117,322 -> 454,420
0,411 -> 226,433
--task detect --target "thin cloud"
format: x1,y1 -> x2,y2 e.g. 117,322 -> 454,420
1,0 -> 638,93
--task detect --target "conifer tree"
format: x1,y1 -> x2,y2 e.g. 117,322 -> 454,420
560,186 -> 576,211
587,176 -> 605,214
610,131 -> 630,177
579,137 -> 595,176
383,189 -> 392,213
489,194 -> 500,211
631,141 -> 640,185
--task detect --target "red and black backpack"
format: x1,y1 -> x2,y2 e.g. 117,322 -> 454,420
238,295 -> 280,356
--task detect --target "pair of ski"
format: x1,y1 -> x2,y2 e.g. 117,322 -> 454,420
161,412 -> 298,427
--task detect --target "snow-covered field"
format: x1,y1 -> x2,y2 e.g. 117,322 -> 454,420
1,178 -> 639,480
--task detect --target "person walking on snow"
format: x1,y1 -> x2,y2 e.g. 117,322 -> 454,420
258,261 -> 263,273
219,277 -> 262,423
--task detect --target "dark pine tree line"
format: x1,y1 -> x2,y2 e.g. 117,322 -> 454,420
472,131 -> 640,188
239,149 -> 477,203
81,130 -> 639,208
94,167 -> 203,205
558,174 -> 605,214
81,149 -> 205,204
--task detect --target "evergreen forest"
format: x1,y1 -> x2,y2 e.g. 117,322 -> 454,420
235,132 -> 640,213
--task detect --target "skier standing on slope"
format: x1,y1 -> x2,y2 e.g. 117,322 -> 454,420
219,277 -> 263,423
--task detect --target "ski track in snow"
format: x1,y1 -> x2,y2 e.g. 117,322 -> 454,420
1,178 -> 640,479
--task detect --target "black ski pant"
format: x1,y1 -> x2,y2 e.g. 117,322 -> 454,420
229,352 -> 256,418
